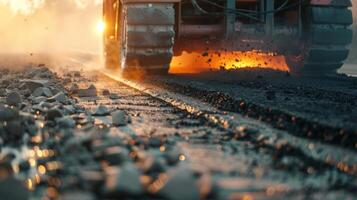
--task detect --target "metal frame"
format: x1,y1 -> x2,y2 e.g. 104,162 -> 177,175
105,0 -> 308,39
265,0 -> 274,36
225,0 -> 236,38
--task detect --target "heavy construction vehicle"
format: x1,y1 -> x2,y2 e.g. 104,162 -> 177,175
103,0 -> 353,75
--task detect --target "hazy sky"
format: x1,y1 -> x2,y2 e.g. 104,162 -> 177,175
0,1 -> 103,53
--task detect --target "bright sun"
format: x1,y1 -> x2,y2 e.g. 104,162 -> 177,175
96,20 -> 105,34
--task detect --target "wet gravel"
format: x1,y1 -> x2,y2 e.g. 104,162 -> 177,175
0,66 -> 356,200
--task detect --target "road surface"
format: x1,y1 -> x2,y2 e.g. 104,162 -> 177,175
0,54 -> 356,200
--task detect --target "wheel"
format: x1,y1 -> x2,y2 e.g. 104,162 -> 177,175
104,3 -> 175,75
287,1 -> 353,75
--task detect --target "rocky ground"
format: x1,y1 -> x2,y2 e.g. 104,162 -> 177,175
0,65 -> 356,200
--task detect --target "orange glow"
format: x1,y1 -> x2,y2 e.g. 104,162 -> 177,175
169,50 -> 289,74
27,179 -> 33,190
38,165 -> 46,175
179,154 -> 186,161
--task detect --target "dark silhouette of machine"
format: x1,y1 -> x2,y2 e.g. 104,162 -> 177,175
103,0 -> 353,75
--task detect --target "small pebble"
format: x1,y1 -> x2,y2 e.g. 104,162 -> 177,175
32,87 -> 52,97
57,116 -> 76,128
111,110 -> 127,126
48,92 -> 67,104
92,105 -> 110,116
46,108 -> 63,121
6,91 -> 22,106
78,84 -> 97,97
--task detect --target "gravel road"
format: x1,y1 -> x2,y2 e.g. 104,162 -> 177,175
0,63 -> 356,200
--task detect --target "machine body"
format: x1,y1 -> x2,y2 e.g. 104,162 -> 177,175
103,0 -> 353,74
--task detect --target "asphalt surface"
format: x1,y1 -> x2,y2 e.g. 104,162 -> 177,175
147,70 -> 357,146
0,56 -> 356,199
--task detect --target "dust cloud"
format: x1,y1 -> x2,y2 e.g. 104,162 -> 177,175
0,0 -> 103,69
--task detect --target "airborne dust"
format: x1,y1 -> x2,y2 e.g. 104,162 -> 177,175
0,0 -> 103,69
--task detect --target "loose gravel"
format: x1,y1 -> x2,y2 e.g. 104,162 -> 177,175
0,66 -> 356,200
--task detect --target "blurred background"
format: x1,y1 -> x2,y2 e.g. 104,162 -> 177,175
0,0 -> 102,54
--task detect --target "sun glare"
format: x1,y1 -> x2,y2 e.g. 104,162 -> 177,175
96,20 -> 105,34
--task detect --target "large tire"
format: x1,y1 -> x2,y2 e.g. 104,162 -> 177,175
287,1 -> 353,75
104,3 -> 175,75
